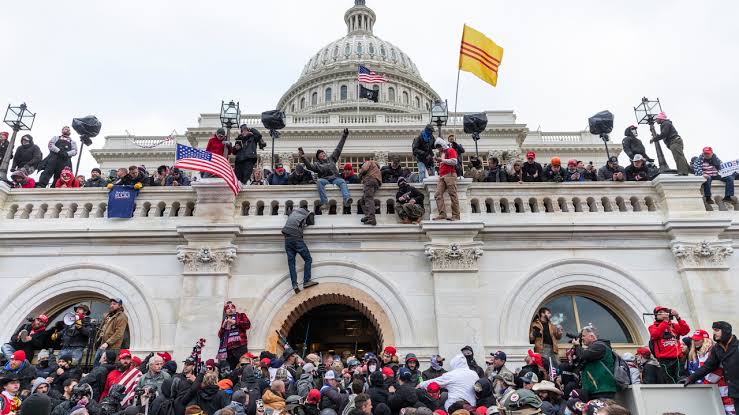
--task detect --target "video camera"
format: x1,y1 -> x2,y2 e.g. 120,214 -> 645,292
71,383 -> 93,403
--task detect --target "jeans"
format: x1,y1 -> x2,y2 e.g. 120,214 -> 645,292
60,347 -> 84,364
317,178 -> 350,204
285,239 -> 312,287
703,175 -> 735,199
417,161 -> 434,182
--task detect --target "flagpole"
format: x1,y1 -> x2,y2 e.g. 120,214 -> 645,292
357,62 -> 361,115
453,69 -> 461,126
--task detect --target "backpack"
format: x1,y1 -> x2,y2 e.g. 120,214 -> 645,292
599,349 -> 632,391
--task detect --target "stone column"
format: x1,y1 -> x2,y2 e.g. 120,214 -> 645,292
173,179 -> 241,361
423,222 -> 485,362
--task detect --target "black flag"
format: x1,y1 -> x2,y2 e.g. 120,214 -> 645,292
359,85 -> 379,102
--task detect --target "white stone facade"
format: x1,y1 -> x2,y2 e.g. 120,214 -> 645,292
0,176 -> 736,366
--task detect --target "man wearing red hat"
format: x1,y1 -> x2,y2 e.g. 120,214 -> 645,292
648,305 -> 690,384
651,112 -> 690,175
1,314 -> 48,364
381,347 -> 399,375
522,151 -> 543,182
693,146 -> 734,204
0,350 -> 36,392
100,349 -> 142,405
634,347 -> 661,384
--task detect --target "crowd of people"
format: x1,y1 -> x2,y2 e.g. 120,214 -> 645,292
2,114 -> 735,210
1,297 -> 736,415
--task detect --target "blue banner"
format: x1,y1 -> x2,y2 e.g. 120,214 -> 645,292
107,186 -> 139,218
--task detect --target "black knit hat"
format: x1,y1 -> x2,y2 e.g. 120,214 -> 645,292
713,321 -> 733,342
20,393 -> 51,415
316,149 -> 326,159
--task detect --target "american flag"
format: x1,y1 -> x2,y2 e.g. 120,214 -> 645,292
549,357 -> 557,381
175,144 -> 240,195
358,65 -> 387,83
115,367 -> 143,406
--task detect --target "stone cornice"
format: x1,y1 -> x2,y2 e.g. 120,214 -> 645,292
671,240 -> 734,270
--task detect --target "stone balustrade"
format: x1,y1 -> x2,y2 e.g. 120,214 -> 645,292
1,176 -> 733,227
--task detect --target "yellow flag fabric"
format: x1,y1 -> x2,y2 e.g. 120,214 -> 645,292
458,24 -> 504,87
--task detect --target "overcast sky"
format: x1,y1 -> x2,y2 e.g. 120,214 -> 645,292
2,0 -> 738,176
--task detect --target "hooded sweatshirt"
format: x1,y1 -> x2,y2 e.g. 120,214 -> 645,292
12,137 -> 42,172
418,355 -> 478,411
54,167 -> 80,188
282,208 -> 315,240
622,127 -> 648,160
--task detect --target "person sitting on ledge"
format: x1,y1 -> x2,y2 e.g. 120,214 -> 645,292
597,156 -> 625,182
693,146 -> 734,204
299,128 -> 352,211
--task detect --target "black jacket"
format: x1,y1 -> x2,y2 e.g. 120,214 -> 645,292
288,171 -> 315,185
80,363 -> 115,399
388,383 -> 418,415
474,378 -> 496,408
171,374 -> 196,415
368,386 -> 389,411
85,177 -> 109,188
396,185 -> 424,205
655,120 -> 680,146
300,132 -> 348,180
622,128 -> 648,160
689,335 -> 739,399
0,139 -> 10,162
187,384 -> 230,415
12,139 -> 42,171
625,164 -> 650,181
49,365 -> 82,393
544,165 -> 567,183
61,321 -> 94,349
522,162 -> 543,182
233,129 -> 265,162
412,134 -> 435,165
0,359 -> 37,391
484,167 -> 508,183
421,368 -> 446,381
381,164 -> 403,184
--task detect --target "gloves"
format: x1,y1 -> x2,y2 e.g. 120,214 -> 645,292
133,183 -> 143,190
106,183 -> 114,190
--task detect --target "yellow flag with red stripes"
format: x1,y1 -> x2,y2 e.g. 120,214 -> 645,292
459,25 -> 504,87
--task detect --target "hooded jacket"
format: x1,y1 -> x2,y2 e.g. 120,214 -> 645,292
282,208 -> 315,240
473,378 -> 496,408
417,355 -> 478,411
412,128 -> 435,164
233,128 -> 265,162
0,360 -> 37,391
622,127 -> 648,160
368,372 -> 389,409
54,168 -> 81,188
388,381 -> 418,415
262,389 -> 286,411
300,131 -> 348,181
649,318 -> 690,359
12,137 -> 42,172
192,384 -> 230,415
206,135 -> 232,157
460,347 -> 485,378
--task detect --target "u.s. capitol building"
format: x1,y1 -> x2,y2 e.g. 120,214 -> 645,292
0,0 -> 736,373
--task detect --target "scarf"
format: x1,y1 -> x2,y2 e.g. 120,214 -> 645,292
2,391 -> 20,412
430,355 -> 443,371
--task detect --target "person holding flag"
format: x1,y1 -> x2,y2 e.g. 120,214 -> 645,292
174,144 -> 240,195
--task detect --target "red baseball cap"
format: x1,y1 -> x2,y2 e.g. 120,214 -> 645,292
635,347 -> 651,357
157,352 -> 172,362
307,389 -> 321,405
11,351 -> 26,361
527,349 -> 543,367
118,349 -> 132,359
703,146 -> 713,155
383,346 -> 397,356
132,356 -> 142,366
259,358 -> 271,368
475,407 -> 487,415
526,151 -> 536,159
427,382 -> 440,393
37,314 -> 49,324
691,329 -> 710,341
381,367 -> 395,378
242,352 -> 257,360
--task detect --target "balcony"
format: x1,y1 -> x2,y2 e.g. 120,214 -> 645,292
0,177 -> 734,235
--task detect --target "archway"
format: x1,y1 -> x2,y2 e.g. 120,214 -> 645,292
285,303 -> 381,357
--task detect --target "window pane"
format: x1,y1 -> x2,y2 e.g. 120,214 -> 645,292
340,86 -> 348,101
541,295 -> 578,340
575,296 -> 632,343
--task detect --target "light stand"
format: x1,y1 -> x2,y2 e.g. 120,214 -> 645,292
634,97 -> 673,173
220,100 -> 240,159
588,110 -> 615,162
0,103 -> 36,181
261,110 -> 287,170
463,113 -> 488,157
600,133 -> 611,160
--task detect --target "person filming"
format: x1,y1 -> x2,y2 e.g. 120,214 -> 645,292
649,306 -> 690,383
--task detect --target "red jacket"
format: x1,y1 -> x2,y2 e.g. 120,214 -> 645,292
206,136 -> 232,157
439,147 -> 458,176
649,319 -> 690,359
218,312 -> 251,350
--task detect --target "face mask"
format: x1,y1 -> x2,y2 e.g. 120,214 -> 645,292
369,365 -> 377,373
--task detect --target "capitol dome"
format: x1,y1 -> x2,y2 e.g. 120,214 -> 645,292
277,0 -> 440,114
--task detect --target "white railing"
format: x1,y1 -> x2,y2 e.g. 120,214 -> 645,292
100,136 -> 189,151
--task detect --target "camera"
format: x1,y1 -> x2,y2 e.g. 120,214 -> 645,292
71,384 -> 93,402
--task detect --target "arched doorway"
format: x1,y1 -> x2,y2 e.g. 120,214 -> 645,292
286,303 -> 381,357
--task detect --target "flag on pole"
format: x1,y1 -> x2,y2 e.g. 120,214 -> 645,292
175,144 -> 240,195
359,85 -> 379,102
358,65 -> 387,83
458,24 -> 504,87
548,357 -> 557,381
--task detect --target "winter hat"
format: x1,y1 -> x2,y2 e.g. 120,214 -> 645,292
383,346 -> 397,356
303,363 -> 316,374
30,377 -> 49,394
163,361 -> 178,375
316,149 -> 326,159
11,350 -> 25,361
307,389 -> 321,405
655,112 -> 667,121
567,159 -> 578,167
343,163 -> 353,171
37,349 -> 50,361
398,367 -> 412,382
20,393 -> 51,415
157,352 -> 172,363
381,367 -> 395,378
691,329 -> 710,341
434,137 -> 447,149
713,321 -> 733,342
682,337 -> 693,348
10,170 -> 27,180
218,379 -> 233,390
621,353 -> 636,363
205,359 -> 216,368
216,128 -> 226,135
0,132 -> 8,139
427,382 -> 440,394
37,314 -> 49,324
550,157 -> 561,166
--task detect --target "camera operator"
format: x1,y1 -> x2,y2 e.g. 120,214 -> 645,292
52,383 -> 102,415
98,384 -> 126,415
648,306 -> 690,384
131,385 -> 158,415
233,124 -> 266,185
80,351 -> 118,404
94,298 -> 129,369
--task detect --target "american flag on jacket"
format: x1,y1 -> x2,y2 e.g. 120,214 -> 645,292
357,65 -> 387,83
115,367 -> 143,406
175,144 -> 240,195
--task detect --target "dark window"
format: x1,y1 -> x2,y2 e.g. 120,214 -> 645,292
538,294 -> 633,344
